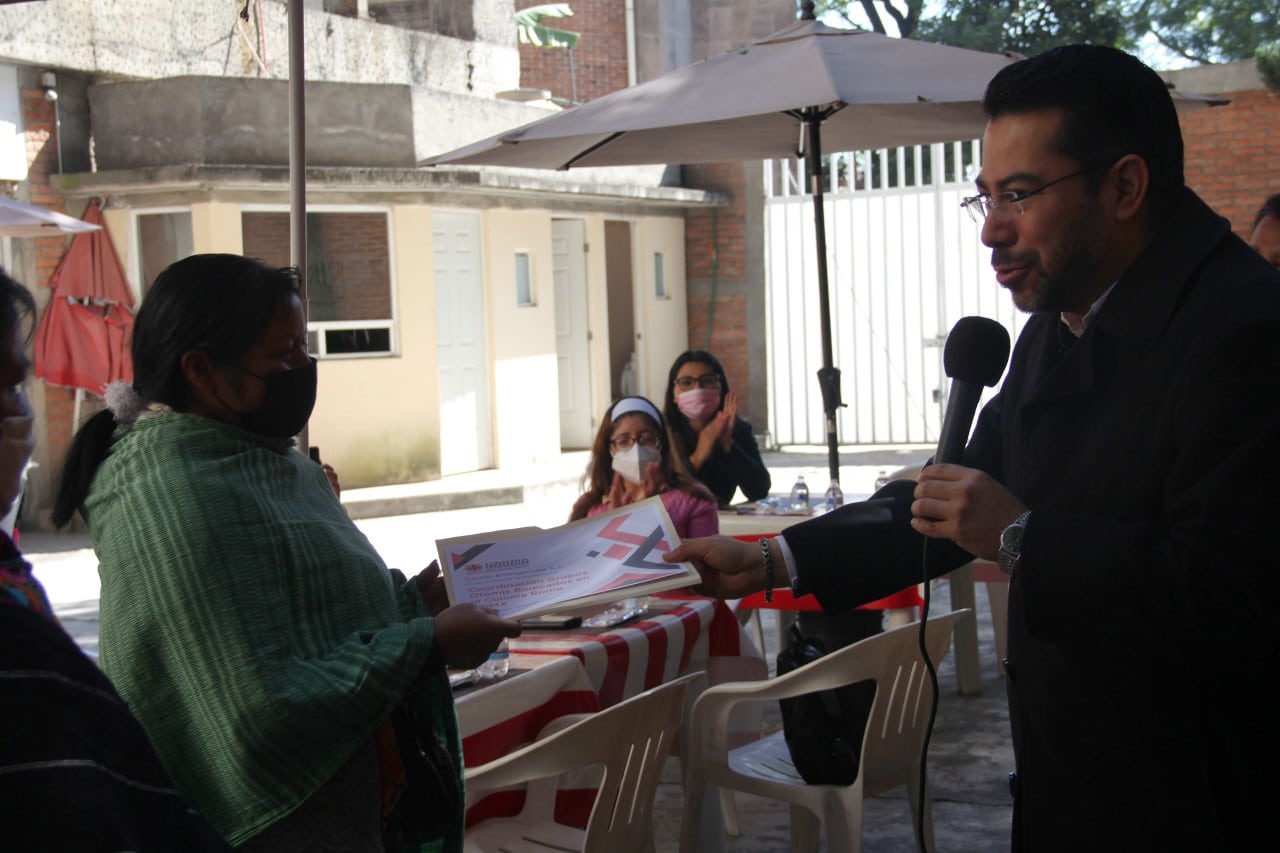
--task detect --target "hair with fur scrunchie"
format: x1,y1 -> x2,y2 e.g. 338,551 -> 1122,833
103,381 -> 145,427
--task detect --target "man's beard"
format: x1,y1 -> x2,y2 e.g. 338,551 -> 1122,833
996,219 -> 1105,314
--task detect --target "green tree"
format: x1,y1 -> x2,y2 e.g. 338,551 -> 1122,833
914,1 -> 1279,65
810,0 -> 925,38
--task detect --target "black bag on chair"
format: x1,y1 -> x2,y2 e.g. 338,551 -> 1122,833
775,622 -> 877,786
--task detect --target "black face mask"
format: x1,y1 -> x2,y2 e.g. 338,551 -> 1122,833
219,356 -> 318,438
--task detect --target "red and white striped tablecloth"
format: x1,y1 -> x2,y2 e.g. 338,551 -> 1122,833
457,596 -> 766,828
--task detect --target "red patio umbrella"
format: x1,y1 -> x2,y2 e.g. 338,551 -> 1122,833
33,201 -> 135,409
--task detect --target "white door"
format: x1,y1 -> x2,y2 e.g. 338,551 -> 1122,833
553,219 -> 593,448
433,211 -> 493,475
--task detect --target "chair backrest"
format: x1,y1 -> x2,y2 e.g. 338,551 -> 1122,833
465,672 -> 701,852
856,610 -> 966,792
761,609 -> 969,792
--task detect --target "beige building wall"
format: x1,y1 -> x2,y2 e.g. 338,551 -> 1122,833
92,200 -> 686,488
190,202 -> 244,255
483,208 -> 561,468
309,203 -> 442,485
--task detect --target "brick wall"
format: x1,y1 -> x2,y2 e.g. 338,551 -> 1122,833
683,162 -> 753,414
22,85 -> 82,478
241,211 -> 392,320
516,0 -> 628,103
1180,87 -> 1280,238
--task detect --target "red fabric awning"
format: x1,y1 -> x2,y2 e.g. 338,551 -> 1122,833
33,201 -> 136,396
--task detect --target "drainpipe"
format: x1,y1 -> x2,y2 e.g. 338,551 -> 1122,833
624,0 -> 637,86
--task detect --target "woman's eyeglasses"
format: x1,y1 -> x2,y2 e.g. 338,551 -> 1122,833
609,432 -> 662,452
674,374 -> 721,391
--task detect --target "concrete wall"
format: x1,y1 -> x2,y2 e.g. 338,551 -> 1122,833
0,0 -> 520,97
90,77 -> 415,170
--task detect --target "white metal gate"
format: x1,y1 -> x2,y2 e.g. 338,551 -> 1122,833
765,140 -> 1027,447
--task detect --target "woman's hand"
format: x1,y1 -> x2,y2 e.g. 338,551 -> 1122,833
321,463 -> 341,498
433,603 -> 523,670
604,472 -> 628,508
641,461 -> 666,496
716,391 -> 740,451
413,561 -> 450,615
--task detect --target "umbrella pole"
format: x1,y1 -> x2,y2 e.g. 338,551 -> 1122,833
803,114 -> 843,485
288,0 -> 311,453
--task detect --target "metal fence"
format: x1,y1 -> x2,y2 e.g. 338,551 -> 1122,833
764,140 -> 1027,447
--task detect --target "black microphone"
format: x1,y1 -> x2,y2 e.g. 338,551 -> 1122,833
934,316 -> 1010,465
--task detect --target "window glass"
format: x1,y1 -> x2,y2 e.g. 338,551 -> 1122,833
515,252 -> 533,306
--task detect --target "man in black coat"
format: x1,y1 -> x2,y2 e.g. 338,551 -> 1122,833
667,44 -> 1280,850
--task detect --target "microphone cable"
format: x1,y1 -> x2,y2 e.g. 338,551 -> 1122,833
914,535 -> 940,853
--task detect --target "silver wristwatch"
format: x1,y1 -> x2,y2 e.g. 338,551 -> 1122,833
997,510 -> 1032,574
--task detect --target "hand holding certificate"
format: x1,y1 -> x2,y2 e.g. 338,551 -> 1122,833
437,496 -> 701,619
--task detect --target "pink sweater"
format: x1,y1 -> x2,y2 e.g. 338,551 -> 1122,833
586,487 -> 719,540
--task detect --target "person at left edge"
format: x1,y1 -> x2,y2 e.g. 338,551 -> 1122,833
53,254 -> 521,851
0,265 -> 233,852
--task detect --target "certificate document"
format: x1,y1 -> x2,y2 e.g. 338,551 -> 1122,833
437,496 -> 701,619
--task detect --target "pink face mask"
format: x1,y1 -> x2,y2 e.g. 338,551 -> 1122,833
677,388 -> 721,421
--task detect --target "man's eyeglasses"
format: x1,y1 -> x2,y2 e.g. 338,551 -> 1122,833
609,432 -> 662,452
674,374 -> 721,391
961,165 -> 1107,223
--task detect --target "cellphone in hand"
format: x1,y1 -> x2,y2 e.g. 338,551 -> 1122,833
308,446 -> 321,464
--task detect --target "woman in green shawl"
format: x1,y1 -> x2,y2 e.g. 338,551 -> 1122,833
54,254 -> 520,852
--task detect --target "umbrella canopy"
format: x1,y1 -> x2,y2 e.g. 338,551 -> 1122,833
0,195 -> 102,238
423,15 -> 1017,483
34,201 -> 135,397
420,19 -> 1016,170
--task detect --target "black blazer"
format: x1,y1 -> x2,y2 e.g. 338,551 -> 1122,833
783,189 -> 1280,850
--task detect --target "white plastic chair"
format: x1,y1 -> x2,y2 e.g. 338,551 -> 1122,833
679,609 -> 971,853
464,672 -> 701,853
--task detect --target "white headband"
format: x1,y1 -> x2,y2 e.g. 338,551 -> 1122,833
610,397 -> 662,426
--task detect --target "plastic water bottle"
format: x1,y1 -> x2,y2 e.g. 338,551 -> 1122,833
789,475 -> 809,510
824,479 -> 844,509
477,638 -> 509,680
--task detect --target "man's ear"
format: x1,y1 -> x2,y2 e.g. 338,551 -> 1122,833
179,349 -> 219,394
1108,154 -> 1149,223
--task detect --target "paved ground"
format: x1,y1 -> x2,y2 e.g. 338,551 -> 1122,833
24,445 -> 1015,850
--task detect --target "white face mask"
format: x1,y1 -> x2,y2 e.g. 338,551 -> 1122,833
612,443 -> 662,485
0,409 -> 35,525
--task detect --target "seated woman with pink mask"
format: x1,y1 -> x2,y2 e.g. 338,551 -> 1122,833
569,396 -> 718,539
663,350 -> 771,506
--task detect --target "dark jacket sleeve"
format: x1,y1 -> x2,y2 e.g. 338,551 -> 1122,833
695,418 -> 772,504
782,479 -> 971,612
0,599 -> 233,851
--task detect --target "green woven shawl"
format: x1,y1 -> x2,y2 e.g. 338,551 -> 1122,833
86,413 -> 458,847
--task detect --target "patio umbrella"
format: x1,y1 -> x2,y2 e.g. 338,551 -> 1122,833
0,195 -> 101,238
33,200 -> 135,426
421,6 -> 1017,484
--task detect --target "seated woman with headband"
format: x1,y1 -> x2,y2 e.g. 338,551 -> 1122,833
569,396 -> 718,540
